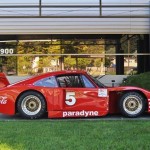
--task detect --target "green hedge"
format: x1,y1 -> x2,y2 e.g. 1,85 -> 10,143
121,72 -> 150,90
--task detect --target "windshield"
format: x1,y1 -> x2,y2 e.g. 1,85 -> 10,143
90,75 -> 106,88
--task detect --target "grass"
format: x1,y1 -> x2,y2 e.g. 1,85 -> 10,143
0,120 -> 150,150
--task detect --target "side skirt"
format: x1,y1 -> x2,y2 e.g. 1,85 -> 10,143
48,110 -> 108,118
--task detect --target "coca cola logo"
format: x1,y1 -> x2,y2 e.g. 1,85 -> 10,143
0,96 -> 7,104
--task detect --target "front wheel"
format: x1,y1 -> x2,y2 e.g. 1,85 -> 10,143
119,92 -> 146,118
17,91 -> 46,119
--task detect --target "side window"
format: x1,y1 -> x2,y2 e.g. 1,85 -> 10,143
82,75 -> 95,88
57,75 -> 83,88
34,76 -> 58,87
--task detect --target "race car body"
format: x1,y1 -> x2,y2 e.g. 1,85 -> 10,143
0,70 -> 150,119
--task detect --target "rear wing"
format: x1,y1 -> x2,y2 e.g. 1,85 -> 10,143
0,73 -> 10,88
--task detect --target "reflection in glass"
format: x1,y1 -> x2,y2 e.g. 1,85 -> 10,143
0,56 -> 17,75
17,56 -> 60,76
124,55 -> 137,75
105,56 -> 116,75
0,35 -> 143,76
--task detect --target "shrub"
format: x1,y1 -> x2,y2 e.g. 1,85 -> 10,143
121,72 -> 150,90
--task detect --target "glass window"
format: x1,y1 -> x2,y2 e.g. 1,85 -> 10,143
57,75 -> 83,88
0,34 -> 148,76
90,75 -> 105,88
81,75 -> 95,88
34,76 -> 58,87
124,55 -> 137,75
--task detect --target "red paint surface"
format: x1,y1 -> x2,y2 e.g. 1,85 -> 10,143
0,70 -> 150,118
0,73 -> 10,88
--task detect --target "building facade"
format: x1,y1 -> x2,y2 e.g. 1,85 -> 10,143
0,0 -> 149,76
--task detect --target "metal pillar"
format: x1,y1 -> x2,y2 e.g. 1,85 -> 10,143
99,0 -> 102,16
39,0 -> 42,16
137,35 -> 150,73
116,39 -> 124,75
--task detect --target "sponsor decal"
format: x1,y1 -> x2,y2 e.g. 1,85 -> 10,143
0,96 -> 7,104
63,110 -> 98,117
98,89 -> 108,97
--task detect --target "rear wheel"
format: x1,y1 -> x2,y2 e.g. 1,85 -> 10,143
119,92 -> 146,118
17,91 -> 46,119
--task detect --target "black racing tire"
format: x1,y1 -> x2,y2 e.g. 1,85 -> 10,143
17,91 -> 46,119
119,92 -> 146,118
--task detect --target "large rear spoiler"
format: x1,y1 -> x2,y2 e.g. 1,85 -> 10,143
0,73 -> 10,88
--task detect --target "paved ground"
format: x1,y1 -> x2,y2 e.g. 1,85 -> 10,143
0,113 -> 150,121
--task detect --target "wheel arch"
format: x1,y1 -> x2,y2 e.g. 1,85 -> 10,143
118,89 -> 148,116
109,89 -> 148,114
15,89 -> 47,113
120,89 -> 147,102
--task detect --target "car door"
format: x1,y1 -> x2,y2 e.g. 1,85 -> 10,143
55,74 -> 109,117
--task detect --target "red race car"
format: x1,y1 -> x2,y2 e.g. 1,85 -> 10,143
0,70 -> 150,119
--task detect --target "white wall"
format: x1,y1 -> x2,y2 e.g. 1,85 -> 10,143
0,18 -> 149,34
0,0 -> 149,35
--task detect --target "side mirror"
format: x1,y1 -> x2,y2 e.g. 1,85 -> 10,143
123,78 -> 127,83
111,80 -> 115,87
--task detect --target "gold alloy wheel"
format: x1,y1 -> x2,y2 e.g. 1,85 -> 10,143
21,95 -> 42,116
123,95 -> 142,115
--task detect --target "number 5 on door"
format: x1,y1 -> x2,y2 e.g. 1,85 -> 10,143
65,92 -> 76,106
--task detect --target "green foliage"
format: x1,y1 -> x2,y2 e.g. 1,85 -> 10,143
16,41 -> 61,75
77,58 -> 91,69
64,56 -> 76,69
105,57 -> 111,67
94,58 -> 102,67
5,57 -> 17,71
1,39 -> 107,75
0,121 -> 150,150
121,72 -> 150,90
17,56 -> 32,75
120,35 -> 142,54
